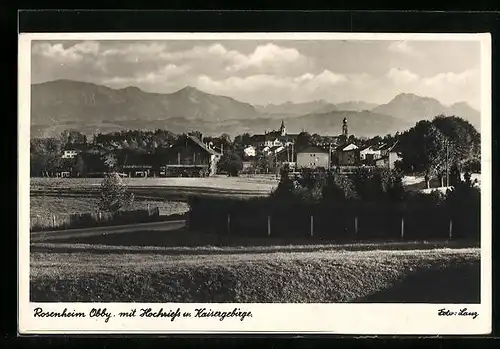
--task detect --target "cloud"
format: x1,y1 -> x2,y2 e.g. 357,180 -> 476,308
387,68 -> 419,85
31,40 -> 480,109
388,41 -> 423,57
102,63 -> 191,87
225,43 -> 311,75
32,41 -> 100,63
422,69 -> 478,87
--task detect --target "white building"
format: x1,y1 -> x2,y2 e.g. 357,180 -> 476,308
264,137 -> 283,148
375,141 -> 402,170
62,149 -> 79,159
296,145 -> 330,169
243,145 -> 256,157
360,145 -> 382,163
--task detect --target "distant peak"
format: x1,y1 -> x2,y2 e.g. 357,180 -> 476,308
393,92 -> 419,100
391,92 -> 440,104
37,79 -> 91,86
122,85 -> 142,92
176,86 -> 201,94
450,101 -> 470,107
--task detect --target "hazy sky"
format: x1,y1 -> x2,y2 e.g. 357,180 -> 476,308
31,39 -> 482,109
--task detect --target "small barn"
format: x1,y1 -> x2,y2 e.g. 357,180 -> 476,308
164,135 -> 222,176
336,143 -> 360,166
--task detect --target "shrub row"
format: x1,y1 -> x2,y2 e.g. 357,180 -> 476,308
30,207 -> 161,232
187,180 -> 480,241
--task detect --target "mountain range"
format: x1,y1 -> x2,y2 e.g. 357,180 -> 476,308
30,79 -> 481,138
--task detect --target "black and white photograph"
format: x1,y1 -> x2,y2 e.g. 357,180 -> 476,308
18,32 -> 491,334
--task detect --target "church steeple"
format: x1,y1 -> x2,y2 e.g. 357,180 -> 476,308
280,119 -> 286,136
342,117 -> 348,138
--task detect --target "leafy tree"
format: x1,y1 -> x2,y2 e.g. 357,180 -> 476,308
217,151 -> 243,176
322,172 -> 358,201
399,116 -> 480,187
271,165 -> 295,200
311,133 -> 322,146
220,133 -> 232,144
98,172 -> 134,213
30,137 -> 63,176
255,152 -> 273,174
188,130 -> 203,140
337,134 -> 347,145
296,131 -> 312,148
398,120 -> 446,185
102,152 -> 118,171
432,115 -> 480,171
72,154 -> 86,177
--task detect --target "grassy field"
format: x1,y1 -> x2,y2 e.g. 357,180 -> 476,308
31,173 -> 480,194
30,242 -> 480,303
31,175 -> 280,192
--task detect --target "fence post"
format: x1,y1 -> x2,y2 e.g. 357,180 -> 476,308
310,215 -> 314,237
449,218 -> 453,240
400,216 -> 405,239
354,216 -> 358,237
227,213 -> 231,235
267,215 -> 271,236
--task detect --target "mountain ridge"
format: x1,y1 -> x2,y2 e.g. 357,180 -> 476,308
30,79 -> 480,138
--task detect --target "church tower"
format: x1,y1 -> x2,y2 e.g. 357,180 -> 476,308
342,117 -> 348,138
280,119 -> 286,136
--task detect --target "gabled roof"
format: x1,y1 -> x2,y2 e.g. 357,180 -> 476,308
186,135 -> 221,155
296,144 -> 329,154
360,145 -> 378,152
342,143 -> 359,151
378,140 -> 399,152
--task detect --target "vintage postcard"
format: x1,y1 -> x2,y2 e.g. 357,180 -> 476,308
18,32 -> 492,335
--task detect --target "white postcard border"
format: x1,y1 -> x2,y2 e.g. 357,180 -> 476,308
18,32 -> 493,335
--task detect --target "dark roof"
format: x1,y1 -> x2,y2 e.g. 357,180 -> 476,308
269,145 -> 284,152
186,135 -> 221,155
250,134 -> 266,142
378,140 -> 399,152
122,152 -> 157,165
279,134 -> 299,141
296,144 -> 329,154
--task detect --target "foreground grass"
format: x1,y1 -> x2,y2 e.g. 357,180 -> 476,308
30,246 -> 480,303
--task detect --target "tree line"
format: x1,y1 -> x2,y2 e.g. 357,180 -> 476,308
30,115 -> 480,179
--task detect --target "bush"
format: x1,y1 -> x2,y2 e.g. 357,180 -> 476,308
188,166 -> 480,241
98,172 -> 134,213
217,151 -> 243,176
443,180 -> 481,240
352,167 -> 405,202
31,208 -> 160,232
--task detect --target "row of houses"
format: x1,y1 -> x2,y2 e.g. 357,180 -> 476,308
294,141 -> 402,170
238,119 -> 402,171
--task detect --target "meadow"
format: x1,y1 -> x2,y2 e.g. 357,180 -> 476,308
30,240 -> 480,303
31,175 -> 280,192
